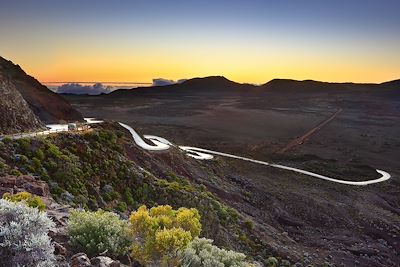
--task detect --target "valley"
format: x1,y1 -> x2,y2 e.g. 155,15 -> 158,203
64,78 -> 400,266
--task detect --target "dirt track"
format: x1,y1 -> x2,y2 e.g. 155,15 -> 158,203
277,108 -> 343,153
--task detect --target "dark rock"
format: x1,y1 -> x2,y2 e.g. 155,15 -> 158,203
90,256 -> 120,267
102,184 -> 114,194
60,191 -> 75,202
0,175 -> 50,197
71,253 -> 91,267
53,241 -> 67,255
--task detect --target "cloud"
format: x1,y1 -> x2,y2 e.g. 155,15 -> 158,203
56,83 -> 114,95
152,78 -> 187,87
152,78 -> 175,86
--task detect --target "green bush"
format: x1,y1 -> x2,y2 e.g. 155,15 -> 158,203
179,237 -> 254,267
2,191 -> 46,211
31,157 -> 43,172
9,169 -> 22,176
1,137 -> 12,144
116,201 -> 127,212
17,138 -> 31,153
46,143 -> 62,159
266,256 -> 279,267
35,148 -> 45,160
244,219 -> 254,230
67,209 -> 131,258
123,188 -> 134,206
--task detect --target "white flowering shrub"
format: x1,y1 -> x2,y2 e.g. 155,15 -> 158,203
180,237 -> 254,267
0,199 -> 55,267
67,209 -> 131,258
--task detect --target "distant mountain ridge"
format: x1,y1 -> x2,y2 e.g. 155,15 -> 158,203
0,56 -> 83,123
105,76 -> 399,97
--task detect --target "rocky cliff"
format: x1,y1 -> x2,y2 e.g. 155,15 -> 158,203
0,56 -> 83,123
0,71 -> 44,134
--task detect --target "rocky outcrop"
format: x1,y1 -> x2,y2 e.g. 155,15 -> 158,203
71,253 -> 92,267
90,256 -> 121,267
0,56 -> 83,123
0,175 -> 50,197
0,73 -> 44,134
70,253 -> 122,267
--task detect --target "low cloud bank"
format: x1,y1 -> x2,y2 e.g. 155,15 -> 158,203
152,78 -> 187,87
55,78 -> 188,95
56,83 -> 114,95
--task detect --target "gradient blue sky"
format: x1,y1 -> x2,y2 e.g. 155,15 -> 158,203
0,0 -> 399,83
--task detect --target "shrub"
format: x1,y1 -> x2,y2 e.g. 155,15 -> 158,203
35,148 -> 45,160
129,205 -> 202,266
31,157 -> 43,172
67,209 -> 131,258
243,219 -> 254,230
0,199 -> 55,266
116,201 -> 127,212
180,237 -> 254,267
2,191 -> 46,211
266,256 -> 279,267
9,168 -> 22,176
17,138 -> 31,153
46,143 -> 62,159
1,136 -> 12,144
123,188 -> 134,206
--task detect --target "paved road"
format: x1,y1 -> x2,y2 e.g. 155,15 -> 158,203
1,119 -> 391,186
0,118 -> 101,140
119,122 -> 391,186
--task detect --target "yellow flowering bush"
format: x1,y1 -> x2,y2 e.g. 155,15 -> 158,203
129,205 -> 201,266
2,191 -> 45,211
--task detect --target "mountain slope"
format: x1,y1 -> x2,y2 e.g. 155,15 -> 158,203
261,78 -> 378,91
0,56 -> 83,123
108,76 -> 399,97
0,72 -> 44,134
108,76 -> 255,97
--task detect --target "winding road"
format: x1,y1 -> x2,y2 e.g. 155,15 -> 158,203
118,122 -> 391,186
0,119 -> 391,186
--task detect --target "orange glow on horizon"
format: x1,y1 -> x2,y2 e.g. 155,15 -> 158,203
5,41 -> 400,85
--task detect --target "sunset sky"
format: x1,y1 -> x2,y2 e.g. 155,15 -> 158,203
0,0 -> 399,84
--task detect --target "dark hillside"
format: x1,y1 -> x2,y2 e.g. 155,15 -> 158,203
0,56 -> 83,123
0,72 -> 44,134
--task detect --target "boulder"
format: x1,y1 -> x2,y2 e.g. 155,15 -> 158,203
91,256 -> 120,267
71,253 -> 91,267
53,241 -> 67,256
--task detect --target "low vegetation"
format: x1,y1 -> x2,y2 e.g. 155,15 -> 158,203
130,205 -> 202,266
0,128 -> 241,240
67,209 -> 131,258
2,191 -> 46,211
65,204 -> 253,267
180,237 -> 255,267
0,126 -> 270,264
0,199 -> 55,266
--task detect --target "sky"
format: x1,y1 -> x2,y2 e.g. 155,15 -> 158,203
0,0 -> 399,84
